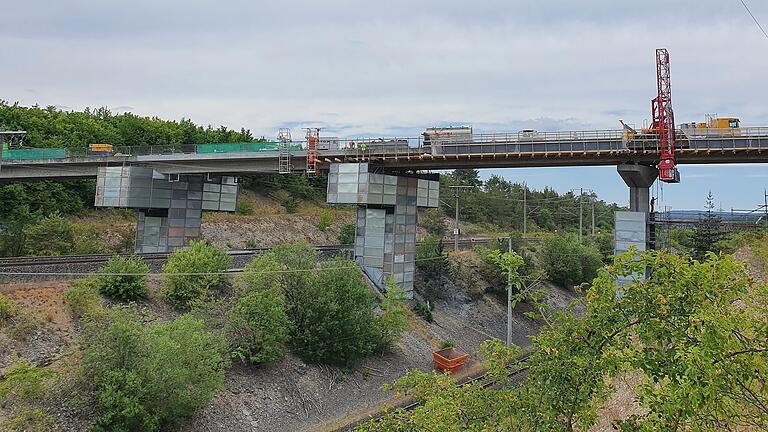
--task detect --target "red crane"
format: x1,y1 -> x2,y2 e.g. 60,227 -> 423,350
651,48 -> 680,183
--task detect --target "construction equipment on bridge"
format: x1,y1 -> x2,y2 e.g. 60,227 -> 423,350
650,48 -> 680,184
305,127 -> 319,176
277,128 -> 292,174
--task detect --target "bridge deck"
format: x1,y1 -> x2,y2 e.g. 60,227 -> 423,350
2,128 -> 767,179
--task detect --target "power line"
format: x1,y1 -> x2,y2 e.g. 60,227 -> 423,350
738,0 -> 768,41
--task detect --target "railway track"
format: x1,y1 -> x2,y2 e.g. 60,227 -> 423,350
336,351 -> 532,431
0,238 -> 489,268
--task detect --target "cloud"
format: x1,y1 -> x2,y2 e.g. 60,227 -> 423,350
1,0 -> 766,208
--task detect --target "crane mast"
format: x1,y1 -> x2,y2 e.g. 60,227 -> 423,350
652,48 -> 680,183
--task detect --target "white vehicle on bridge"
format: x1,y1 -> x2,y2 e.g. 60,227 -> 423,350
422,126 -> 473,155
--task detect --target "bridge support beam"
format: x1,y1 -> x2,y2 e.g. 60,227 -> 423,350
327,163 -> 439,298
94,166 -> 237,253
617,163 -> 658,213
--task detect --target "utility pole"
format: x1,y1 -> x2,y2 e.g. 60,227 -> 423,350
591,196 -> 595,237
449,185 -> 474,252
522,183 -> 527,238
579,187 -> 583,243
507,233 -> 513,347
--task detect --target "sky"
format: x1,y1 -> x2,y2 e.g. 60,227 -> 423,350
2,0 -> 768,210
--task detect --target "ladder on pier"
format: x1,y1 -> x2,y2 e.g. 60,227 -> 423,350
277,128 -> 292,174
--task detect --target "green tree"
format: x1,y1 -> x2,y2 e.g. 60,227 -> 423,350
691,191 -> 728,261
162,241 -> 231,310
360,250 -> 768,431
375,279 -> 409,351
415,234 -> 449,279
540,234 -> 602,287
419,209 -> 447,237
95,256 -> 150,301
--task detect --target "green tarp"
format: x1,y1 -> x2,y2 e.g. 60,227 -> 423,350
196,142 -> 281,154
1,148 -> 68,160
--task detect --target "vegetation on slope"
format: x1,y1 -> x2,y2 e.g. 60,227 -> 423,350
360,249 -> 768,431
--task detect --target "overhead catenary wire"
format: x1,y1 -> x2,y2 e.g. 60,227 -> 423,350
738,0 -> 768,41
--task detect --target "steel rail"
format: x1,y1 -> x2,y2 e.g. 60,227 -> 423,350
0,239 -> 490,268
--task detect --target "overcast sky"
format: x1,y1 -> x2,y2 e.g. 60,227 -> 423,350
2,0 -> 768,209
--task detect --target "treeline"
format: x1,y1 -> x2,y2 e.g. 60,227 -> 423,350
0,101 -> 257,148
438,169 -> 620,233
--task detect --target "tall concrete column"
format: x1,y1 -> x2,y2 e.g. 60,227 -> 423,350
615,164 -> 657,271
617,163 -> 658,213
327,163 -> 439,298
95,166 -> 237,253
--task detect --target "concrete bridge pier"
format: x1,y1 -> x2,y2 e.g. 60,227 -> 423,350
94,166 -> 237,253
614,164 -> 657,284
327,163 -> 439,298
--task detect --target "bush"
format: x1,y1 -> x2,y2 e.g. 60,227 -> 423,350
81,309 -> 227,431
416,235 -> 449,279
316,209 -> 334,231
0,293 -> 15,320
227,288 -> 292,364
235,197 -> 255,215
414,300 -> 433,323
73,223 -> 106,254
96,256 -> 149,301
270,190 -> 300,213
288,260 -> 381,365
162,241 -> 231,310
439,340 -> 456,349
419,209 -> 447,237
374,279 -> 408,351
337,223 -> 356,245
540,234 -> 603,287
63,279 -> 103,318
22,213 -> 75,256
0,360 -> 56,432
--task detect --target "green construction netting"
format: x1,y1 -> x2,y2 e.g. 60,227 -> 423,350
196,142 -> 285,153
1,148 -> 68,160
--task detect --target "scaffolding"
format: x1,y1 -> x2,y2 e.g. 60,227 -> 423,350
305,127 -> 320,176
277,128 -> 292,174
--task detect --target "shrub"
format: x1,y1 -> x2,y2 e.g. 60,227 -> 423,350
3,407 -> 55,432
337,223 -> 356,245
22,213 -> 75,256
227,288 -> 292,364
0,360 -> 55,404
96,256 -> 149,301
316,209 -> 334,231
419,209 -> 447,237
73,223 -> 106,254
63,278 -> 103,318
414,300 -> 433,323
0,293 -> 14,320
234,253 -> 283,294
270,190 -> 300,213
81,309 -> 227,431
235,197 -> 255,215
540,234 -> 603,287
416,235 -> 449,279
439,340 -> 456,349
162,241 -> 231,310
375,279 -> 408,351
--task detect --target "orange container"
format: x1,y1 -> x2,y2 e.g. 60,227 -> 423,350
432,347 -> 469,373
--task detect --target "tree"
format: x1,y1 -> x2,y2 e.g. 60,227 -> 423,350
540,234 -> 602,287
419,209 -> 447,237
691,191 -> 728,261
95,256 -> 150,301
415,234 -> 449,279
162,241 -> 231,310
360,250 -> 768,431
